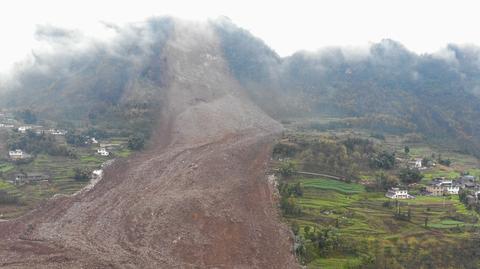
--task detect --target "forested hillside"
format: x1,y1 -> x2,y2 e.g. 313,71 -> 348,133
214,19 -> 480,156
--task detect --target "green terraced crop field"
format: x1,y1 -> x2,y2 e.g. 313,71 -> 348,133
300,178 -> 366,194
284,177 -> 480,268
0,149 -> 114,218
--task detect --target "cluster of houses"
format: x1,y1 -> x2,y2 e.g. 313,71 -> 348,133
0,117 -> 67,137
97,148 -> 110,156
386,175 -> 478,200
407,157 -> 437,170
17,125 -> 67,136
426,178 -> 460,196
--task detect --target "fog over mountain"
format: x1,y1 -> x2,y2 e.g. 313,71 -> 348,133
2,17 -> 480,155
3,17 -> 480,156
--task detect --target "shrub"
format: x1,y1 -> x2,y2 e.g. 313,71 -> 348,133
73,168 -> 90,182
278,161 -> 297,177
399,168 -> 423,184
128,134 -> 145,150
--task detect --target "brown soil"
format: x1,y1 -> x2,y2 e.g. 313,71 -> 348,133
0,20 -> 298,268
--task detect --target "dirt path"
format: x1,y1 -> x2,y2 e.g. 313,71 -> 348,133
0,20 -> 298,268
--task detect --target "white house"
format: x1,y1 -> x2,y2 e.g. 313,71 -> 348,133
51,129 -> 67,135
385,188 -> 414,199
97,148 -> 109,156
18,126 -> 32,133
9,149 -> 25,160
413,158 -> 423,168
446,185 -> 460,195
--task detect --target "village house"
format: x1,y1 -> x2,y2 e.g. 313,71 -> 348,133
457,175 -> 478,189
426,178 -> 460,196
18,126 -> 32,133
97,148 -> 110,156
8,149 -> 30,160
13,172 -> 49,184
48,129 -> 67,135
385,188 -> 414,199
408,158 -> 423,169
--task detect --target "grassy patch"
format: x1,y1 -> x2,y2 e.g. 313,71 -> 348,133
300,178 -> 365,194
428,219 -> 465,229
115,148 -> 132,158
0,163 -> 15,173
308,256 -> 362,269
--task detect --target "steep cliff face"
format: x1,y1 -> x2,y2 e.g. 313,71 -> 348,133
0,20 -> 298,268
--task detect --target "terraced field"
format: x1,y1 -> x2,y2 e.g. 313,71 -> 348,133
285,177 -> 480,268
0,147 -> 120,218
301,178 -> 365,194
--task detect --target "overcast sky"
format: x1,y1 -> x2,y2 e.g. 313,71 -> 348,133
1,0 -> 480,73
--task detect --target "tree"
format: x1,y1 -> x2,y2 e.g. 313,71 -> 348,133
278,160 -> 297,177
16,109 -> 37,124
399,168 -> 423,184
304,225 -> 311,235
439,158 -> 451,167
404,145 -> 410,154
280,196 -> 302,216
421,157 -> 431,167
73,168 -> 90,182
66,132 -> 88,147
370,151 -> 395,169
310,226 -> 340,256
278,182 -> 303,198
375,172 -> 398,191
292,182 -> 304,197
291,221 -> 300,235
128,134 -> 145,150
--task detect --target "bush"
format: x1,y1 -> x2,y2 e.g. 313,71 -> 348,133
439,158 -> 451,166
369,151 -> 395,170
73,168 -> 90,182
128,134 -> 145,150
280,196 -> 302,216
399,168 -> 423,184
279,182 -> 304,197
278,161 -> 297,177
16,109 -> 37,124
375,172 -> 398,191
66,132 -> 88,147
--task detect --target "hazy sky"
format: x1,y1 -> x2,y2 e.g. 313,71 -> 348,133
1,0 -> 480,73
